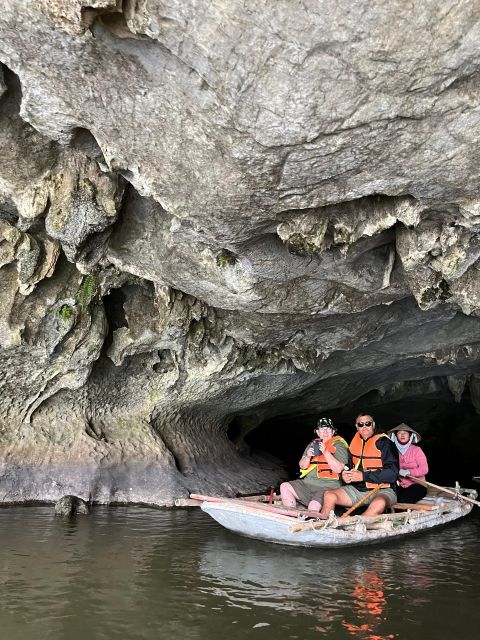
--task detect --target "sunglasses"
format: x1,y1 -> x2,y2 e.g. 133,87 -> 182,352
356,421 -> 373,427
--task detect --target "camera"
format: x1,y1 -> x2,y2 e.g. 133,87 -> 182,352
312,440 -> 322,456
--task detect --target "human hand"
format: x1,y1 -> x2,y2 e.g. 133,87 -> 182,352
343,470 -> 363,483
399,469 -> 410,477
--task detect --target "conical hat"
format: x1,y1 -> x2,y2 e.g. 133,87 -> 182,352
388,423 -> 421,443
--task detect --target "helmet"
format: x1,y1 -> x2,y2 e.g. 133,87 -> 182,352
315,417 -> 335,434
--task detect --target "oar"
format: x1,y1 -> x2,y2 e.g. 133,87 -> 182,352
406,476 -> 480,508
340,486 -> 380,518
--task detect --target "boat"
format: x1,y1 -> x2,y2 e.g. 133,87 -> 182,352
190,487 -> 478,548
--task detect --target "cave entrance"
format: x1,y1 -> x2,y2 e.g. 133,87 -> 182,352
102,287 -> 128,351
244,379 -> 480,488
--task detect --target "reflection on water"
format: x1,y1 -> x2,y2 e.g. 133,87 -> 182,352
341,572 -> 396,640
0,506 -> 479,639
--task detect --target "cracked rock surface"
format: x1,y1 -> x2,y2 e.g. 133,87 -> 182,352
1,0 -> 480,505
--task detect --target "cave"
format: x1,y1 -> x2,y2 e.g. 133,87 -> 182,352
1,1 -> 480,506
102,286 -> 128,350
246,377 -> 480,489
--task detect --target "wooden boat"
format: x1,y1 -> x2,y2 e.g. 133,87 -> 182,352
190,487 -> 477,548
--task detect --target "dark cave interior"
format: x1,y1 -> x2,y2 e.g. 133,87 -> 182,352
245,381 -> 480,489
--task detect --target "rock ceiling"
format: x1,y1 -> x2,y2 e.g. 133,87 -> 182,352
0,1 -> 479,502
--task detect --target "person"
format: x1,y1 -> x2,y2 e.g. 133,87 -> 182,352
319,413 -> 399,518
388,423 -> 429,503
280,417 -> 349,512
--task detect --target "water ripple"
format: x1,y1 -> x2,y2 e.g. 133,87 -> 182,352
0,506 -> 479,640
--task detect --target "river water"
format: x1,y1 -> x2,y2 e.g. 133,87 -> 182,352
0,505 -> 479,640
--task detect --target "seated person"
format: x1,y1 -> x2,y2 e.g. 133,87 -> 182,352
319,413 -> 399,518
280,417 -> 349,512
388,423 -> 429,503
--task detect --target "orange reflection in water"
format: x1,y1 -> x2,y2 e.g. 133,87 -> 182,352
342,572 -> 397,640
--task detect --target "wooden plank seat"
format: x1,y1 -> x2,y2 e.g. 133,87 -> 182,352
392,502 -> 439,511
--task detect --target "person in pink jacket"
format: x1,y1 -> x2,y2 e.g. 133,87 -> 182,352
388,423 -> 429,503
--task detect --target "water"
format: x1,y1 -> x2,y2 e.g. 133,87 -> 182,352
0,506 -> 479,640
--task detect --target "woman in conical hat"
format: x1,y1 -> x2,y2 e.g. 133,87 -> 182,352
388,423 -> 429,504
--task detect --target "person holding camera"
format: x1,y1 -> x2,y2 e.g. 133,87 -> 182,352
280,417 -> 349,512
318,413 -> 399,518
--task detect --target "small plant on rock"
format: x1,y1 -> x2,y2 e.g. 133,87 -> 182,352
76,274 -> 97,310
59,304 -> 73,322
216,249 -> 238,268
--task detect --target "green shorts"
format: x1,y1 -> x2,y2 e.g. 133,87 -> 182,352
342,485 -> 397,507
287,479 -> 340,507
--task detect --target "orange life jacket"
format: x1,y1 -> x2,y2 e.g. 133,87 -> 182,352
310,435 -> 345,479
349,432 -> 390,488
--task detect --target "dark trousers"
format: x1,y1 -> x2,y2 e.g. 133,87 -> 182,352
396,483 -> 428,504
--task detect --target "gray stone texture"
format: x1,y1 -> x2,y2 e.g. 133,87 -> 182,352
0,1 -> 480,504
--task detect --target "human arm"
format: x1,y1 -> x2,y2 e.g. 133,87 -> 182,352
298,441 -> 315,470
341,451 -> 354,482
399,460 -> 418,469
402,447 -> 429,478
342,469 -> 362,483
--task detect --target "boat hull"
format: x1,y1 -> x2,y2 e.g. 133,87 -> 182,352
201,499 -> 473,548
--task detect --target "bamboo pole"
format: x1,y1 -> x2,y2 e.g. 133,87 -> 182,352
290,510 -> 416,533
240,494 -> 271,503
174,498 -> 203,507
340,486 -> 380,518
392,503 -> 438,511
406,476 -> 480,508
189,494 -> 326,519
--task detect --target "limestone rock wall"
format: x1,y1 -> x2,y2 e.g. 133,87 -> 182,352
1,1 -> 480,504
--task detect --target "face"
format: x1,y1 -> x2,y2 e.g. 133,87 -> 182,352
316,427 -> 334,441
396,430 -> 411,444
355,415 -> 375,439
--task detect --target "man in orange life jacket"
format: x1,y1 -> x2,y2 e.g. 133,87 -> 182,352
318,413 -> 399,518
280,417 -> 349,512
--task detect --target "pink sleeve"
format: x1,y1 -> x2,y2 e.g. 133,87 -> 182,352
409,447 -> 429,477
400,459 -> 419,469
